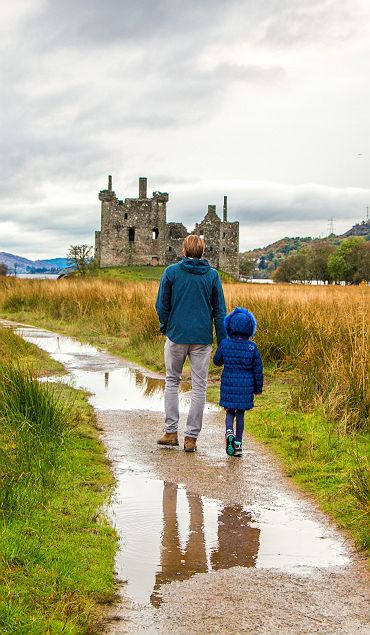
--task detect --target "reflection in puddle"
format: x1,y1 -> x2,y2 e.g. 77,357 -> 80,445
111,471 -> 348,608
14,326 -> 217,413
112,474 -> 259,607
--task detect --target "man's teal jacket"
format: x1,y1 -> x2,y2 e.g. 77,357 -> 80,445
155,257 -> 227,345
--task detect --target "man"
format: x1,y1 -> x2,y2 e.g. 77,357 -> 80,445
155,235 -> 226,452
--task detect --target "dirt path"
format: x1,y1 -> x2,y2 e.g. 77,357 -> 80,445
102,410 -> 369,635
6,321 -> 369,635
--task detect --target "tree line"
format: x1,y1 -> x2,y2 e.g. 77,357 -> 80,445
272,236 -> 370,284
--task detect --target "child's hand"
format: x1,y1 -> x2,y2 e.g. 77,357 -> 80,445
255,392 -> 262,395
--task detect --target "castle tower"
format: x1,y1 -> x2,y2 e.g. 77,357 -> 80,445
194,198 -> 239,279
95,176 -> 169,267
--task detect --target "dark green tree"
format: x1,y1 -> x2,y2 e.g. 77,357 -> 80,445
355,241 -> 370,283
306,241 -> 335,283
272,252 -> 308,283
0,262 -> 8,276
328,237 -> 369,284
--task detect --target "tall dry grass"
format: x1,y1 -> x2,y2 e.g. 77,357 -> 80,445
0,277 -> 368,432
224,284 -> 369,433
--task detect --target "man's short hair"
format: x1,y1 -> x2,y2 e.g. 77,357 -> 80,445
184,235 -> 205,259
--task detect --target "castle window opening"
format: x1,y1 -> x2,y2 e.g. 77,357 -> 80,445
210,246 -> 213,252
124,213 -> 128,220
152,228 -> 159,240
128,227 -> 135,242
200,233 -> 204,240
223,247 -> 226,253
169,246 -> 172,252
223,232 -> 226,238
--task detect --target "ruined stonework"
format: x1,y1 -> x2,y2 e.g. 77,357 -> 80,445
95,176 -> 239,278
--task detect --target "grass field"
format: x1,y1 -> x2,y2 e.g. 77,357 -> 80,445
87,265 -> 166,281
0,276 -> 369,555
0,327 -> 116,634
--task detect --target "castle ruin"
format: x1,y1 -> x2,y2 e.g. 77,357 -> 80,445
95,176 -> 239,278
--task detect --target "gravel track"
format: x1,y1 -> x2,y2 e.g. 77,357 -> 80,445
101,409 -> 369,635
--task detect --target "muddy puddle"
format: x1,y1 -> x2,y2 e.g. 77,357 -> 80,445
13,324 -> 218,413
4,321 -> 350,610
111,468 -> 348,607
113,471 -> 259,607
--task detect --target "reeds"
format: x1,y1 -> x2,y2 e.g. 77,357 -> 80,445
0,331 -> 71,515
0,277 -> 368,432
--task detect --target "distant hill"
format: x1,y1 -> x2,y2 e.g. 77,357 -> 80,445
340,219 -> 370,239
240,219 -> 370,278
0,252 -> 69,274
38,258 -> 70,269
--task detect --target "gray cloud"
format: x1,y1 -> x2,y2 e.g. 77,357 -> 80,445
0,204 -> 95,234
0,0 -> 291,203
167,180 -> 370,225
27,0 -> 222,47
26,0 -> 354,50
259,0 -> 354,47
0,0 -> 369,258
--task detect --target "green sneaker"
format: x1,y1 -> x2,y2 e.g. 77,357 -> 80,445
225,430 -> 235,456
234,441 -> 243,457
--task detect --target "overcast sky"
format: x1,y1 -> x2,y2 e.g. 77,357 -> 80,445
1,0 -> 369,259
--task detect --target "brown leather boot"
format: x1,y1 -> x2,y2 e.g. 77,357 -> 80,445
157,432 -> 179,446
184,436 -> 197,452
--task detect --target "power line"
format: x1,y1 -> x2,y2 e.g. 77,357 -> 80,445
327,217 -> 335,235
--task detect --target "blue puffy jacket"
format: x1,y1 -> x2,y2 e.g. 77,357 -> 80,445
213,307 -> 263,410
155,257 -> 226,345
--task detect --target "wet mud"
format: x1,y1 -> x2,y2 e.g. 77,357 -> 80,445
4,320 -> 369,634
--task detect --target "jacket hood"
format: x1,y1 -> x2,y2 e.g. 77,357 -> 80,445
179,257 -> 211,275
225,306 -> 257,338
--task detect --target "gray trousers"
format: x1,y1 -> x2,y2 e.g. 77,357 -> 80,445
164,338 -> 213,438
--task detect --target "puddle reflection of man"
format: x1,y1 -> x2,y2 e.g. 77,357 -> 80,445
150,482 -> 207,607
150,482 -> 260,607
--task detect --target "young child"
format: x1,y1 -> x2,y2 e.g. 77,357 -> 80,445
213,307 -> 263,457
